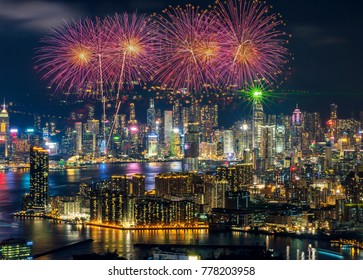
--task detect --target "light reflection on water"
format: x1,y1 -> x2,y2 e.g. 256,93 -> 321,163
0,162 -> 362,260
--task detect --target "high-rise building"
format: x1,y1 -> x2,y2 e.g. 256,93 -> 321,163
252,98 -> 264,154
147,132 -> 158,158
134,197 -> 170,226
0,101 -> 9,161
155,172 -> 191,196
74,122 -> 83,155
131,174 -> 146,196
223,130 -> 234,159
260,125 -> 275,169
291,105 -> 303,153
147,98 -> 156,132
303,112 -> 322,146
164,110 -> 173,155
25,146 -> 49,212
0,238 -> 32,260
276,124 -> 285,154
183,122 -> 199,171
171,128 -> 181,158
329,103 -> 338,142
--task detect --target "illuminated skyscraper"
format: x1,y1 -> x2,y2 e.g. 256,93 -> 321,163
29,146 -> 49,211
276,125 -> 285,154
74,122 -> 82,155
0,100 -> 9,160
147,98 -> 156,132
183,122 -> 199,171
171,128 -> 181,158
147,133 -> 158,158
260,125 -> 275,170
155,172 -> 191,196
252,96 -> 264,153
164,110 -> 173,155
291,105 -> 303,156
223,130 -> 234,159
131,174 -> 146,196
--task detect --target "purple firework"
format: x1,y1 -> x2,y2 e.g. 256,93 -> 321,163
35,19 -> 101,94
215,0 -> 289,89
103,12 -> 158,94
152,4 -> 224,93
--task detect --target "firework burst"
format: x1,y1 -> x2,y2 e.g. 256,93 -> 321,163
35,19 -> 101,93
102,12 -> 158,149
215,0 -> 289,89
104,12 -> 158,95
152,4 -> 224,93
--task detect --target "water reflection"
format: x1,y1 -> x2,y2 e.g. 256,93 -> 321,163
0,162 -> 362,260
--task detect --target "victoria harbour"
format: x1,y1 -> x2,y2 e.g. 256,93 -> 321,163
1,162 -> 362,260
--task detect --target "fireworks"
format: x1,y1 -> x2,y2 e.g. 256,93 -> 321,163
35,19 -> 101,93
104,12 -> 158,94
214,0 -> 289,89
36,1 -> 289,95
152,4 -> 224,93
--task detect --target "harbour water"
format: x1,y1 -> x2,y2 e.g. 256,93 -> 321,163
0,161 -> 362,260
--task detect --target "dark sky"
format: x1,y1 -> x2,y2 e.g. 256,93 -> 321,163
1,0 -> 363,124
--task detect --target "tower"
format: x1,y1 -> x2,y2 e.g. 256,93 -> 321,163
329,103 -> 338,143
74,122 -> 83,155
291,105 -> 303,159
223,130 -> 234,159
0,100 -> 9,161
252,93 -> 264,153
164,110 -> 173,156
147,98 -> 156,133
29,146 -> 49,211
183,122 -> 199,171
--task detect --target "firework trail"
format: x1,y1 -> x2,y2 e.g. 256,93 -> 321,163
104,12 -> 158,149
214,0 -> 289,89
152,4 -> 224,93
83,16 -> 114,147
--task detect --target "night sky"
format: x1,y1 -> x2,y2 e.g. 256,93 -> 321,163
1,0 -> 363,126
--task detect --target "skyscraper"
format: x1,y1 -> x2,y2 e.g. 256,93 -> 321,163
223,130 -> 234,159
147,98 -> 156,132
164,110 -> 173,155
29,146 -> 49,211
74,122 -> 82,155
252,97 -> 264,153
329,103 -> 338,143
0,100 -> 9,161
183,122 -> 199,171
291,105 -> 303,152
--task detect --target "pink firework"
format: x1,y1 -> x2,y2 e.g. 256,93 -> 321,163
35,18 -> 102,94
103,12 -> 158,95
152,4 -> 224,93
82,16 -> 114,97
103,12 -> 158,148
215,0 -> 289,89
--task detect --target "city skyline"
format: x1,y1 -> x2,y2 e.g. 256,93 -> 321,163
1,0 -> 363,262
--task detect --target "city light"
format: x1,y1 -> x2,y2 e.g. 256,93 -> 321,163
2,0 -> 363,265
